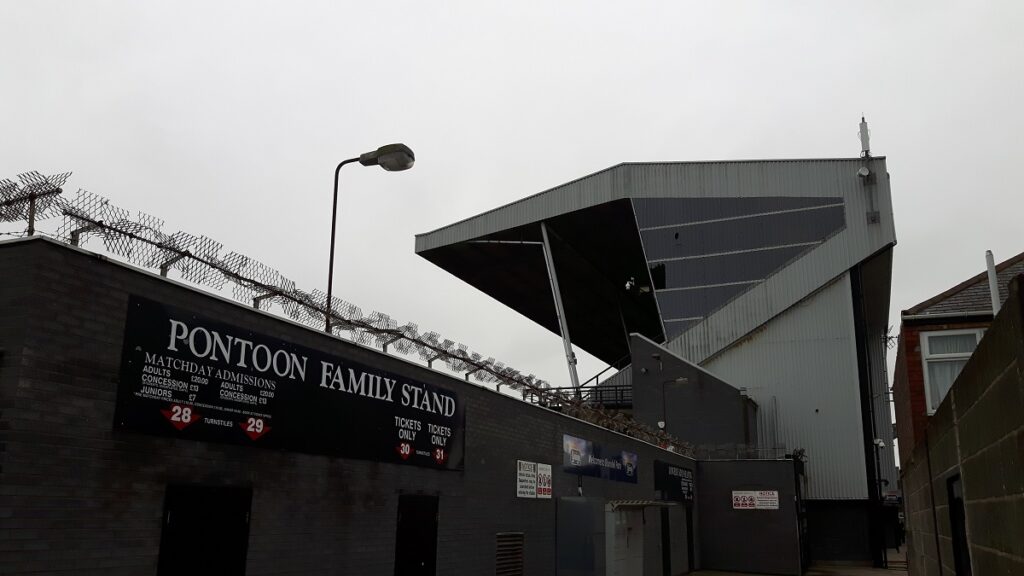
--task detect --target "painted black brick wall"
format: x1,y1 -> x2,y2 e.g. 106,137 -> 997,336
900,274 -> 1024,576
0,238 -> 697,576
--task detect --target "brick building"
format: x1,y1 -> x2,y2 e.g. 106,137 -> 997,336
0,236 -> 804,576
893,250 -> 1024,465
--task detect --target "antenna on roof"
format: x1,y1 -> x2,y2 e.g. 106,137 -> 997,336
986,250 -> 1001,315
859,116 -> 871,158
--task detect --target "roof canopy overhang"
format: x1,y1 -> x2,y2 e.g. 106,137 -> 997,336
417,158 -> 896,367
417,198 -> 664,365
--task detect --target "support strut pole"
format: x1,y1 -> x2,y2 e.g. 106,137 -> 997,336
27,195 -> 36,236
540,222 -> 581,393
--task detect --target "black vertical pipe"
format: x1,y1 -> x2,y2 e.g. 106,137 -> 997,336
850,265 -> 885,567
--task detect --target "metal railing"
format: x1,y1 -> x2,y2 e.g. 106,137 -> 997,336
524,383 -> 633,409
579,354 -> 631,389
691,445 -> 790,461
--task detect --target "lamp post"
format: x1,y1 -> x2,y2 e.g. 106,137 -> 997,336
325,143 -> 415,333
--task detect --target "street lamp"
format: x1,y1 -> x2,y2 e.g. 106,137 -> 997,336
325,143 -> 415,333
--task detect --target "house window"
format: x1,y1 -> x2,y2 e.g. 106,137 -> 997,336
921,329 -> 985,414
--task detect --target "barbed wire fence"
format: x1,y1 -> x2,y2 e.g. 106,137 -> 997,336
0,170 -> 694,456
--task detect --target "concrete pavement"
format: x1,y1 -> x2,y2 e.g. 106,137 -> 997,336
691,549 -> 908,576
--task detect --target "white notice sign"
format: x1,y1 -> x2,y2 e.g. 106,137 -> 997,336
517,460 -> 537,498
536,463 -> 552,499
732,490 -> 779,510
757,490 -> 779,509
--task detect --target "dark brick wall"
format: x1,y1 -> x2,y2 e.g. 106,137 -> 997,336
893,320 -> 991,468
893,327 -> 921,468
900,274 -> 1024,575
0,238 -> 698,576
902,440 -> 941,576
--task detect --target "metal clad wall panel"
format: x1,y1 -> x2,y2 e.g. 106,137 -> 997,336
665,159 -> 895,363
658,245 -> 812,288
638,205 -> 845,261
702,273 -> 869,500
634,196 -> 839,227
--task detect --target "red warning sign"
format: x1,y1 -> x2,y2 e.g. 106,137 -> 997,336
397,442 -> 412,460
160,404 -> 200,431
240,417 -> 270,440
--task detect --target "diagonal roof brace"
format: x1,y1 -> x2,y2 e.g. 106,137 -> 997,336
540,221 -> 581,393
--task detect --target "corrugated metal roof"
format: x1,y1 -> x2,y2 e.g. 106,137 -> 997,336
415,158 -> 888,253
904,251 -> 1024,316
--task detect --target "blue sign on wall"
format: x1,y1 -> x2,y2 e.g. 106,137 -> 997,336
562,434 -> 639,483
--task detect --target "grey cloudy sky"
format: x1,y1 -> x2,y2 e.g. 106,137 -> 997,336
2,1 -> 1022,386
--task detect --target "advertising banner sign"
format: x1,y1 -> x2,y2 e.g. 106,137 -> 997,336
562,434 -> 638,483
731,490 -> 779,510
654,460 -> 694,502
115,296 -> 465,470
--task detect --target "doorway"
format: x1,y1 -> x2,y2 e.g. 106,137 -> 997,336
395,494 -> 439,576
158,484 -> 252,576
660,508 -> 671,576
947,475 -> 972,576
685,505 -> 695,572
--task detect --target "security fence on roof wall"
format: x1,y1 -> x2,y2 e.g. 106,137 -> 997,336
0,170 -> 694,456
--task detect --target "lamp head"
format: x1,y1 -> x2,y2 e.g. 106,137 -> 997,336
359,143 -> 415,172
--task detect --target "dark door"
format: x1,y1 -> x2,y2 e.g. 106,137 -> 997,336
395,494 -> 439,576
947,475 -> 972,576
660,507 -> 671,576
685,506 -> 695,572
158,485 -> 252,576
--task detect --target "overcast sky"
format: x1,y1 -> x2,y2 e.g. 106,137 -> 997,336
3,1 -> 1022,388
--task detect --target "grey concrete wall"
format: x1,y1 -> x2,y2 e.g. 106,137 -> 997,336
629,334 -> 750,449
903,441 -> 942,576
0,238 -> 697,576
901,275 -> 1024,576
696,460 -> 801,575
